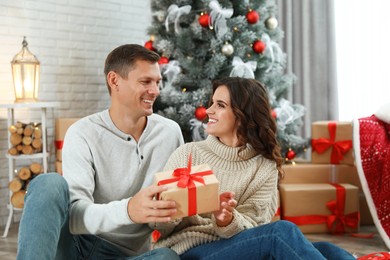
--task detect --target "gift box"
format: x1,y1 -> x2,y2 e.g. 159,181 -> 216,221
281,163 -> 373,224
311,121 -> 354,165
55,118 -> 80,161
272,191 -> 281,222
154,163 -> 219,219
55,161 -> 62,175
280,183 -> 360,234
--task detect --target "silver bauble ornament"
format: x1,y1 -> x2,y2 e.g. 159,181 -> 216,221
265,17 -> 278,30
221,43 -> 234,56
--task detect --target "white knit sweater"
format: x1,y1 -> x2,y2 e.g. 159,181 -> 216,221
153,135 -> 279,255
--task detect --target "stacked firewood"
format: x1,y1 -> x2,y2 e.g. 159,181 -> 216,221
7,121 -> 43,155
8,162 -> 43,208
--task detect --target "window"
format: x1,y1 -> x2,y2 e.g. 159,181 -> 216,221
334,0 -> 390,120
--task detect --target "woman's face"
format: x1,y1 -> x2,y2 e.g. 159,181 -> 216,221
206,85 -> 238,147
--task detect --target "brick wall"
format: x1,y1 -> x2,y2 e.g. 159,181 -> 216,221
0,0 -> 152,227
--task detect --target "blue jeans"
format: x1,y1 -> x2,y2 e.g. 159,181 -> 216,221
17,173 -> 179,260
180,221 -> 356,260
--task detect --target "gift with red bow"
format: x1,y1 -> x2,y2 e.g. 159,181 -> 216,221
280,183 -> 360,234
153,155 -> 220,219
311,121 -> 354,165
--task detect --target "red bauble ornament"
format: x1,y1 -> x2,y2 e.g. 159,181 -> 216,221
271,109 -> 277,119
286,150 -> 296,160
246,10 -> 260,24
198,13 -> 210,28
195,106 -> 207,121
144,40 -> 155,51
151,230 -> 161,243
252,40 -> 266,54
158,56 -> 169,65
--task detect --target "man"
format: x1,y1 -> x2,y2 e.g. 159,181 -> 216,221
17,44 -> 184,259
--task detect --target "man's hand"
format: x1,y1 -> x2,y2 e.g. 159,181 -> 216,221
213,192 -> 237,227
127,185 -> 177,223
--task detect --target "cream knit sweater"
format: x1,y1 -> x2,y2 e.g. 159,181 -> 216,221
153,135 -> 279,255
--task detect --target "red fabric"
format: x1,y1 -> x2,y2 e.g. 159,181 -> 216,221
358,115 -> 390,240
311,121 -> 353,164
357,252 -> 390,260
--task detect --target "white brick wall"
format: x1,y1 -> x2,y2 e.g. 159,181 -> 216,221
0,0 -> 152,227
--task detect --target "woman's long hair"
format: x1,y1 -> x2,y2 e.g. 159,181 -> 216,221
210,77 -> 284,179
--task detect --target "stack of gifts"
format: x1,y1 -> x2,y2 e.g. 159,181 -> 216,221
279,121 -> 373,235
55,118 -> 80,175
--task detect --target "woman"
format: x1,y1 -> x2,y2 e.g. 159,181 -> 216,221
154,77 -> 355,259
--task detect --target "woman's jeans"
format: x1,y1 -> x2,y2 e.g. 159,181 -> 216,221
17,173 -> 179,260
180,221 -> 355,260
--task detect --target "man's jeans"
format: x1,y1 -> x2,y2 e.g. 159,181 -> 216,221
17,173 -> 179,260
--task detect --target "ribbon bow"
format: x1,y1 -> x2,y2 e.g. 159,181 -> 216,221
261,34 -> 284,73
209,0 -> 233,39
162,60 -> 182,83
312,122 -> 352,164
229,56 -> 257,79
165,4 -> 192,34
325,183 -> 360,234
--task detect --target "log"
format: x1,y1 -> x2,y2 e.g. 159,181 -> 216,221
18,167 -> 32,180
15,121 -> 26,129
32,138 -> 42,149
16,127 -> 24,135
8,125 -> 17,134
33,127 -> 42,138
8,147 -> 18,156
22,136 -> 32,146
22,145 -> 34,155
11,190 -> 26,208
10,133 -> 22,146
23,124 -> 34,136
9,178 -> 24,192
16,144 -> 23,152
30,163 -> 42,175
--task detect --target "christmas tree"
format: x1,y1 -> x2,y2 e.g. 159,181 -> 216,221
146,0 -> 310,160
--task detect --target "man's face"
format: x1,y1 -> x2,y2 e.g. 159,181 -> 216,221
116,60 -> 161,117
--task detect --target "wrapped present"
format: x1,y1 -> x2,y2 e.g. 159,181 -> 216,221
281,163 -> 373,224
311,121 -> 354,165
55,118 -> 80,161
55,161 -> 62,175
280,183 -> 360,234
154,156 -> 219,219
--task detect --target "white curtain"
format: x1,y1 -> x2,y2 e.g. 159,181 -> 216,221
276,0 -> 338,138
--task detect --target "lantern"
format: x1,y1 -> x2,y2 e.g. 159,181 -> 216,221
11,36 -> 40,102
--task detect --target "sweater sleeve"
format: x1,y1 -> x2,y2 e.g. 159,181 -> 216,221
212,158 -> 279,238
63,124 -> 133,235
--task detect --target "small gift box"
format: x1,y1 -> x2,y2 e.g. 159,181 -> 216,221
153,157 -> 220,219
280,183 -> 360,234
311,121 -> 354,165
55,118 -> 80,161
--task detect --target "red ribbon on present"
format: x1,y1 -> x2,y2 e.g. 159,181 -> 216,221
55,140 -> 64,150
284,183 -> 360,234
311,122 -> 352,164
157,154 -> 213,216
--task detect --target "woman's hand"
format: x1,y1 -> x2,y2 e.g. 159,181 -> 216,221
213,191 -> 237,227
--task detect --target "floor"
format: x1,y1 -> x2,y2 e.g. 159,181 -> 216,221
0,223 -> 388,259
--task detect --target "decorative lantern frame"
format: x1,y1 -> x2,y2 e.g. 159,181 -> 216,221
11,36 -> 40,103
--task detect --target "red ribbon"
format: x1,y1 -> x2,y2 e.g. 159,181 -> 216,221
311,122 -> 352,164
284,183 -> 360,234
55,140 -> 64,150
157,154 -> 213,216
